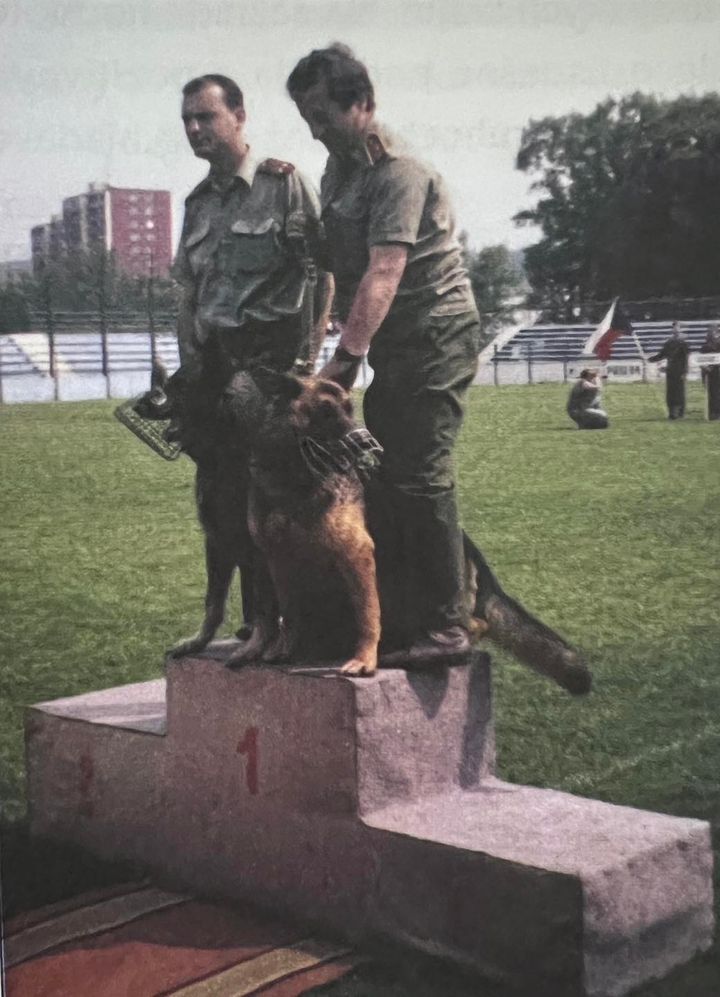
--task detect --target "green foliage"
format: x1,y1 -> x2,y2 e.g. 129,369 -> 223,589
516,92 -> 720,318
0,283 -> 31,332
19,248 -> 181,325
1,387 -> 719,994
461,238 -> 525,343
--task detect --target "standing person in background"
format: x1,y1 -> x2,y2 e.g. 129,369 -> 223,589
648,322 -> 689,420
286,44 -> 483,658
566,368 -> 608,429
699,323 -> 720,421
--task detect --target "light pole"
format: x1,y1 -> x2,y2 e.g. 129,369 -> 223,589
146,247 -> 157,368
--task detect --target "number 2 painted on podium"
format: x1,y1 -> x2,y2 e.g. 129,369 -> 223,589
236,726 -> 259,795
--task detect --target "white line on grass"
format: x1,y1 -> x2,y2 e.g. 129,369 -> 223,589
562,725 -> 720,792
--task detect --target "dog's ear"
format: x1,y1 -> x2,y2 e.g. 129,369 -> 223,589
251,367 -> 305,400
221,371 -> 265,432
150,358 -> 169,391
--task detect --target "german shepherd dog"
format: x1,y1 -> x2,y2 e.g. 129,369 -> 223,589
137,356 -> 259,661
222,369 -> 381,675
142,359 -> 591,694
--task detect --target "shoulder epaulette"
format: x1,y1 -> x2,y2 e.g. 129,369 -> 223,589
258,158 -> 296,176
365,133 -> 387,165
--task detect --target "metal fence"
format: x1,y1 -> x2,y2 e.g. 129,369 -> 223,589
0,329 -> 178,403
475,355 -> 658,387
0,328 -> 367,404
0,326 -> 708,404
473,345 -> 707,387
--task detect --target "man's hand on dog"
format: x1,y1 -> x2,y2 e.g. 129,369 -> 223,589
318,345 -> 363,390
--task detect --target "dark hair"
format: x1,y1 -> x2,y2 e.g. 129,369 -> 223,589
580,368 -> 597,379
182,74 -> 244,111
286,43 -> 375,112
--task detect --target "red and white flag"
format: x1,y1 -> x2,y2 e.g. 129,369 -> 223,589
583,299 -> 633,361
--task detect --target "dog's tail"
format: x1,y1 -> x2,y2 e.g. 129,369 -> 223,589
463,534 -> 592,696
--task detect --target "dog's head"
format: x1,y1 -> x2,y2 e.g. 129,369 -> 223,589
234,369 -> 356,442
290,376 -> 356,442
240,369 -> 374,483
154,356 -> 242,461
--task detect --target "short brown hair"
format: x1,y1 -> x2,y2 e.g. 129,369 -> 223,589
286,43 -> 375,112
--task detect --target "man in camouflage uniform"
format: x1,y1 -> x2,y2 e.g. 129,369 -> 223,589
287,46 -> 482,656
174,73 -> 331,630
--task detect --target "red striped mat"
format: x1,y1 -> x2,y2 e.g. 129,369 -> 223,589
4,881 -> 362,996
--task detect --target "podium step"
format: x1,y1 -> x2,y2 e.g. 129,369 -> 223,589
365,781 -> 713,996
31,679 -> 167,735
26,648 -> 713,997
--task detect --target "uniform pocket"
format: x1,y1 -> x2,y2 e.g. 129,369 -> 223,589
221,218 -> 283,274
182,218 -> 212,277
185,218 -> 211,248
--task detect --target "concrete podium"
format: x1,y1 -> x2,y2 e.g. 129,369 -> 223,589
26,648 -> 713,997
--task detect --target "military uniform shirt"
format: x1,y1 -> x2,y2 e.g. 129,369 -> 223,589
320,125 -> 475,322
649,335 -> 689,374
174,153 -> 322,339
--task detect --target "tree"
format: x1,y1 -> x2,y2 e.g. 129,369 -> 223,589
461,238 -> 525,343
0,283 -> 31,332
20,248 -> 181,326
515,92 -> 720,319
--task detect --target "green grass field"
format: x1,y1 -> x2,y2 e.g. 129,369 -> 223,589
1,381 -> 719,995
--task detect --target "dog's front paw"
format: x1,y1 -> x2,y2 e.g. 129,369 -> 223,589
261,631 -> 290,663
340,657 -> 377,677
225,627 -> 269,668
468,615 -> 489,640
167,634 -> 209,659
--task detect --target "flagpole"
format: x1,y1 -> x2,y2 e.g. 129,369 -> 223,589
637,326 -> 670,417
583,298 -> 667,417
631,329 -> 648,377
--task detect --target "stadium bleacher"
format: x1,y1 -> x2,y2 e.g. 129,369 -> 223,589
1,321 -> 715,401
0,335 -> 42,376
0,332 -> 180,378
493,321 -> 714,363
0,331 -> 356,403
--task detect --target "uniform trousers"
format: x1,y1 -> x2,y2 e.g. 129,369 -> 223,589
665,367 -> 686,419
199,318 -> 302,626
703,366 -> 720,420
364,308 -> 481,645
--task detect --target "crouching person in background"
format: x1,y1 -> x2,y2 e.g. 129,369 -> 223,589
567,368 -> 609,430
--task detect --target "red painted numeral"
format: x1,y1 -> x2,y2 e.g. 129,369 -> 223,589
236,726 -> 259,795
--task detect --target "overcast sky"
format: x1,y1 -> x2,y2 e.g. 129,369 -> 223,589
1,0 -> 718,262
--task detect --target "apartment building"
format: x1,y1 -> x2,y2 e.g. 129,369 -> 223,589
31,184 -> 172,277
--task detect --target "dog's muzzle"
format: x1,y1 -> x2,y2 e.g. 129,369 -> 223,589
299,428 -> 383,482
114,391 -> 182,461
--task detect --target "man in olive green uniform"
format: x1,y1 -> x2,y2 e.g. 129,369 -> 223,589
175,74 -> 330,371
648,322 -> 690,420
700,324 -> 720,421
174,73 -> 331,630
287,46 -> 482,656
